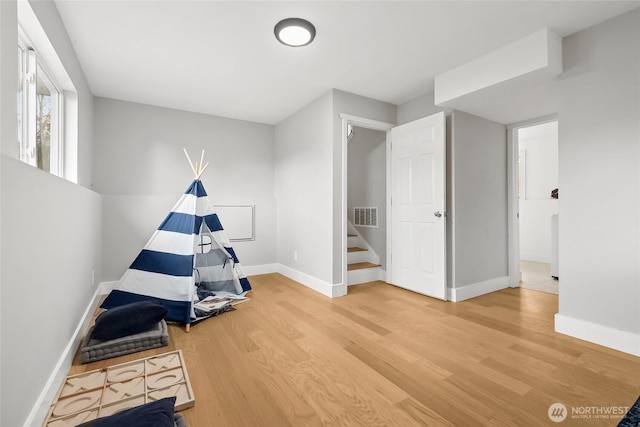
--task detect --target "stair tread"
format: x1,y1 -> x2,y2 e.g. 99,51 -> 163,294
347,233 -> 357,237
348,262 -> 381,271
347,247 -> 368,252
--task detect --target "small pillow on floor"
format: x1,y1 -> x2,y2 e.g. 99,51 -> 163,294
76,396 -> 176,427
90,301 -> 168,341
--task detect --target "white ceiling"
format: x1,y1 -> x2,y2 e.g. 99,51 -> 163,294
53,1 -> 639,125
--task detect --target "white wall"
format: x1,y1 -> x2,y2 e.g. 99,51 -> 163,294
274,92 -> 334,287
519,121 -> 559,263
0,1 -> 100,426
347,127 -> 386,268
556,8 -> 640,354
94,97 -> 276,281
448,111 -> 509,297
433,28 -> 562,126
0,1 -> 10,420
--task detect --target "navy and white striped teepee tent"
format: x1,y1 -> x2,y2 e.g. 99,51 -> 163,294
101,150 -> 251,326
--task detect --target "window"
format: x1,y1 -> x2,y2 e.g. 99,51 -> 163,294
18,40 -> 63,176
18,0 -> 79,182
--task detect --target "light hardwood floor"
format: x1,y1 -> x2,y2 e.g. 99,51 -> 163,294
69,274 -> 640,426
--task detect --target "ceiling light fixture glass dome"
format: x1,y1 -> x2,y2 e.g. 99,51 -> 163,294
274,18 -> 316,47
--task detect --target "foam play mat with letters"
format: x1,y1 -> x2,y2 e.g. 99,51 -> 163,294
43,350 -> 195,426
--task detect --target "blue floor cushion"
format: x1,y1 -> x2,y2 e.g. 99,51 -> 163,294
91,301 -> 168,341
76,396 -> 176,427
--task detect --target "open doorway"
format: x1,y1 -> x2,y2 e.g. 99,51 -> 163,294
340,113 -> 447,299
339,114 -> 393,294
346,126 -> 387,285
516,120 -> 559,294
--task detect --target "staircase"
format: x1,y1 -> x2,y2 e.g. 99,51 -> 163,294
347,232 -> 382,285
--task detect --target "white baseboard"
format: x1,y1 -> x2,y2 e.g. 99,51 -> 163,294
104,264 -> 343,299
277,264 -> 345,297
520,253 -> 552,264
23,286 -> 104,427
508,271 -> 522,288
243,263 -> 278,276
555,313 -> 640,357
448,276 -> 510,302
99,280 -> 119,295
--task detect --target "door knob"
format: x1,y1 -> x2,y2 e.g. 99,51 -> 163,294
434,211 -> 443,218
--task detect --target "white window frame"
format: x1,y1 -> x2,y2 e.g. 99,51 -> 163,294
17,0 -> 80,181
18,32 -> 64,177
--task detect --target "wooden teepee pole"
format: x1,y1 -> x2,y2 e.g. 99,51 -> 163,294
195,162 -> 209,180
198,150 -> 205,175
184,149 -> 209,181
183,149 -> 198,178
182,149 -> 208,332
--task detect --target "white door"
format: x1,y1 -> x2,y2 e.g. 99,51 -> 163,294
390,112 -> 446,299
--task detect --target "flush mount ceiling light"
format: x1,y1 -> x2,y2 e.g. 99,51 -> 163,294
274,18 -> 316,47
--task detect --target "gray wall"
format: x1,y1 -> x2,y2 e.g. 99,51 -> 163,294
558,9 -> 640,335
448,110 -> 508,288
94,97 -> 276,281
347,127 -> 387,268
1,159 -> 102,426
398,96 -> 510,291
274,92 -> 334,283
274,89 -> 395,289
0,1 -> 99,426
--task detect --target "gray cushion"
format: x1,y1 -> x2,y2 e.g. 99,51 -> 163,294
174,413 -> 187,427
80,320 -> 169,363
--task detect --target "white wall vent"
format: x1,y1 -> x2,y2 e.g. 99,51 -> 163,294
354,207 -> 378,228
